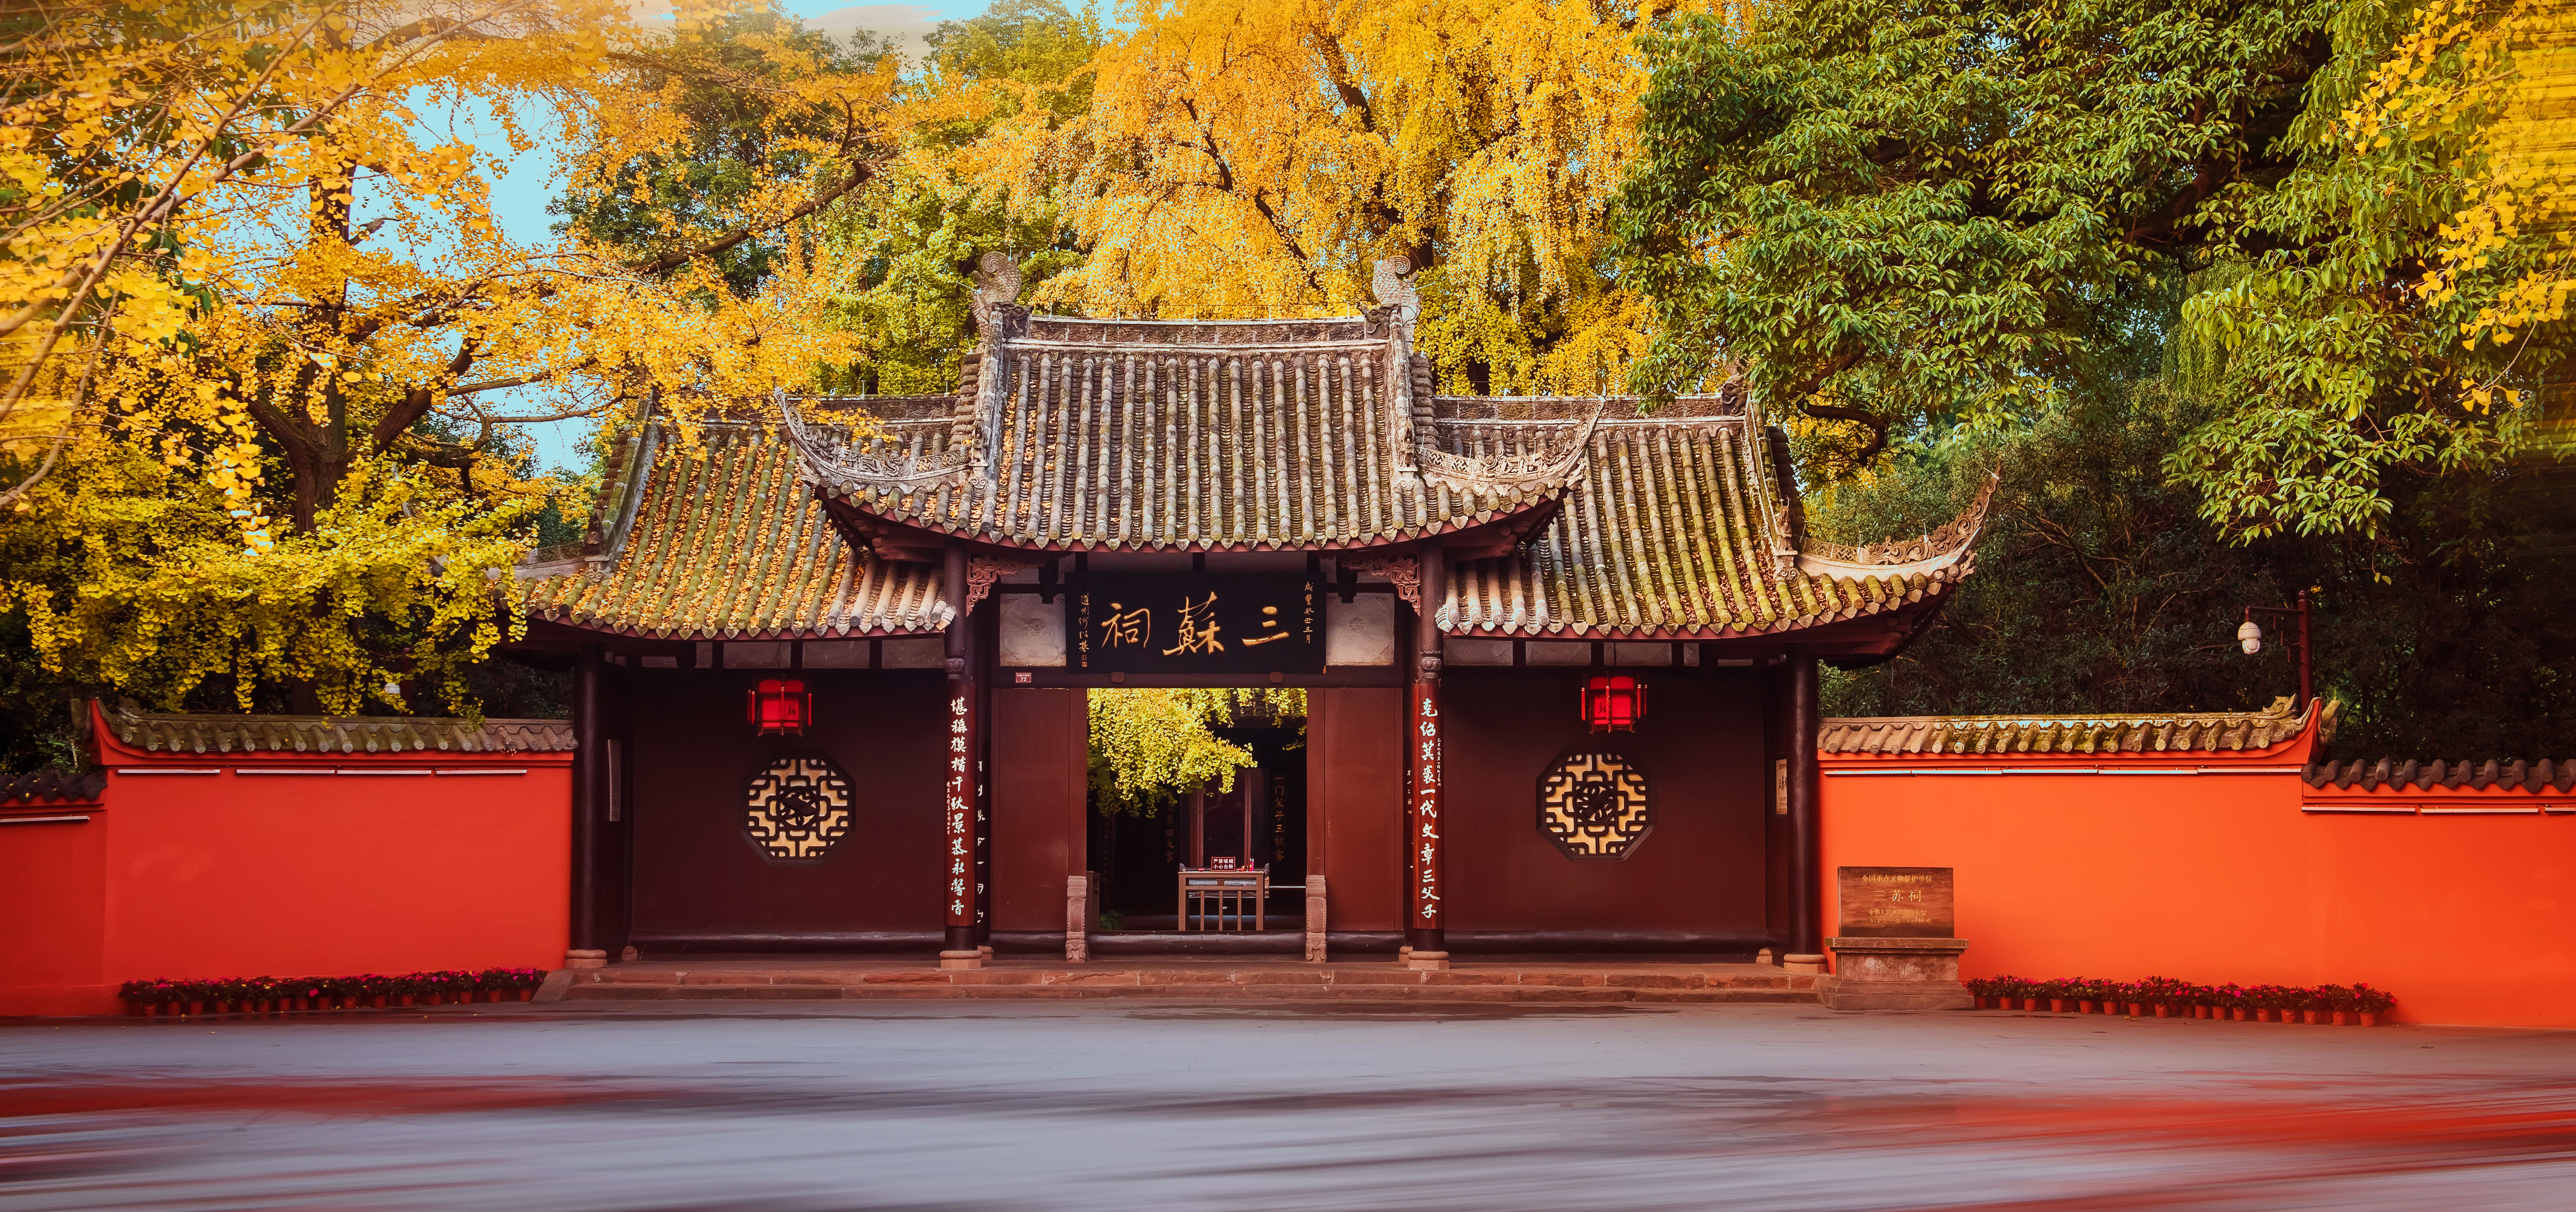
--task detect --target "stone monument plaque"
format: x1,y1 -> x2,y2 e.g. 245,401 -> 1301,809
1836,866 -> 1955,938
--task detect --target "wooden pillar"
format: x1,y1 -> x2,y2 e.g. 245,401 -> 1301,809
567,643 -> 607,968
1408,551 -> 1447,961
1786,650 -> 1823,957
940,545 -> 982,966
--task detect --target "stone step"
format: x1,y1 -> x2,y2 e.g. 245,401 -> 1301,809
555,963 -> 1828,1004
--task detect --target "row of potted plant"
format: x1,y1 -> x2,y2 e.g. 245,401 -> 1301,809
1965,976 -> 2396,1025
118,968 -> 548,1016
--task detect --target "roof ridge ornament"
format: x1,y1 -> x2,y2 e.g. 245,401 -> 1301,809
1418,396 -> 1604,496
970,252 -> 1026,338
777,388 -> 971,496
1371,255 -> 1420,334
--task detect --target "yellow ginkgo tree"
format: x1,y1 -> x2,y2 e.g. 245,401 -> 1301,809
1088,688 -> 1303,816
965,0 -> 1729,394
1,0 -> 933,715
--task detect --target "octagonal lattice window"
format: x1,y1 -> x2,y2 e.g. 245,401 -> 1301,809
1536,746 -> 1652,860
743,753 -> 855,862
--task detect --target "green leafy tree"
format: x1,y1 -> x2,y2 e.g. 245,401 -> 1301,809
1612,0 -> 2571,535
553,9 -> 896,298
1817,390 -> 2576,757
814,0 -> 1101,395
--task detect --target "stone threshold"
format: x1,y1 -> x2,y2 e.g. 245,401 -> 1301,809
547,960 -> 1828,1004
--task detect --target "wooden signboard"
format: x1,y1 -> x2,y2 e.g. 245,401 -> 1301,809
1836,866 -> 1955,938
1070,572 -> 1322,674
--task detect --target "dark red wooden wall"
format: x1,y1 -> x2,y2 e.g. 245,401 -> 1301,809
1439,667 -> 1770,934
989,688 -> 1088,933
626,669 -> 945,942
1309,687 -> 1404,931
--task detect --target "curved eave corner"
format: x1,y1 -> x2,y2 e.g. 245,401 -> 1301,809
1795,469 -> 2000,581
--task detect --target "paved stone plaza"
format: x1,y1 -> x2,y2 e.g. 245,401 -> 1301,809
3,1001 -> 2572,1211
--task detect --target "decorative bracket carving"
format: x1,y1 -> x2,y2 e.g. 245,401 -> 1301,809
965,554 -> 1042,611
1343,555 -> 1420,607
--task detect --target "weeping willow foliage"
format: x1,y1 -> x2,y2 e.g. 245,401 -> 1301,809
1087,687 -> 1304,816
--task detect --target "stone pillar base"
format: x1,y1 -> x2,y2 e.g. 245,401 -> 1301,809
939,950 -> 985,971
1304,874 -> 1328,963
1825,937 -> 1971,1010
1405,950 -> 1450,972
565,949 -> 607,970
1066,874 -> 1091,963
1781,952 -> 1826,974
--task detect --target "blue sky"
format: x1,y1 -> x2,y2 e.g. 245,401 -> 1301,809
480,3 -> 990,472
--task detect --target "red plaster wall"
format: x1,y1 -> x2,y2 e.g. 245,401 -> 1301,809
1,713 -> 572,1017
1311,687 -> 1403,931
0,809 -> 108,1016
1821,724 -> 2576,1028
989,687 -> 1087,933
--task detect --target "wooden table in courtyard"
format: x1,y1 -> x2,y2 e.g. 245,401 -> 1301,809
1178,866 -> 1268,931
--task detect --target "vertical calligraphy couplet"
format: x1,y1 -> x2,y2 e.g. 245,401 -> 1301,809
945,690 -> 976,933
1410,686 -> 1442,933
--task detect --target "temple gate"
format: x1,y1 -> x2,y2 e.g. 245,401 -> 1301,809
514,267 -> 1988,969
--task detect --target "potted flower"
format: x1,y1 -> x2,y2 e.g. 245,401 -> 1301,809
2139,976 -> 2180,1018
2351,984 -> 2394,1026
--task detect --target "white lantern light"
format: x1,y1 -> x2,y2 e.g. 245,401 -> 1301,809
2236,619 -> 2262,655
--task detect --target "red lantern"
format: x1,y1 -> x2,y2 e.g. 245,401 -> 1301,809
1580,675 -> 1646,733
746,678 -> 812,736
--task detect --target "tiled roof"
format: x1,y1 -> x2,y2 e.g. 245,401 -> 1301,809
1819,697 -> 2327,756
2304,757 -> 2576,792
786,313 -> 1591,552
520,424 -> 950,639
527,308 -> 1989,645
104,703 -> 573,755
0,770 -> 104,804
1439,400 -> 1981,638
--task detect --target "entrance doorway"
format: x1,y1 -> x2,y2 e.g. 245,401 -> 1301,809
1085,713 -> 1306,933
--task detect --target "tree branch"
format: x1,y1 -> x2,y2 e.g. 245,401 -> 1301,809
618,98 -> 886,279
1804,402 -> 1890,464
